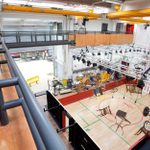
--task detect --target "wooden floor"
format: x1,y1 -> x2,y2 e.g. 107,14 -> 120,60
0,56 -> 36,150
0,54 -> 73,150
65,85 -> 150,150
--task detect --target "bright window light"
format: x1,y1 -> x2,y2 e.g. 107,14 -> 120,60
143,17 -> 150,20
3,0 -> 28,5
103,0 -> 122,5
93,7 -> 110,14
3,18 -> 21,21
28,2 -> 66,9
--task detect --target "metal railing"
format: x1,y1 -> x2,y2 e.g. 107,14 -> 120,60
1,30 -> 132,43
1,30 -> 132,48
0,37 -> 66,150
2,31 -> 69,42
1,31 -> 75,48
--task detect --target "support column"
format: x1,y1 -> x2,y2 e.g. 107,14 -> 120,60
0,1 -> 3,32
53,45 -> 64,80
53,45 -> 73,80
63,45 -> 73,79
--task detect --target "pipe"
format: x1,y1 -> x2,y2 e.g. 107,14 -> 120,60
76,16 -> 98,20
34,91 -> 46,97
0,60 -> 7,64
22,100 -> 46,150
0,77 -> 18,88
3,98 -> 23,110
108,8 -> 150,19
43,105 -> 60,112
3,4 -> 101,18
0,50 -> 5,53
56,123 -> 76,133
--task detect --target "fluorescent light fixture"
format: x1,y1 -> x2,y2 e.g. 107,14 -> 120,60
103,0 -> 122,4
3,0 -> 28,5
143,17 -> 150,20
28,2 -> 68,9
93,7 -> 110,14
2,18 -> 22,21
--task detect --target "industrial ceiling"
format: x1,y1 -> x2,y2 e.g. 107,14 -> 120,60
30,0 -> 135,7
1,0 -> 150,24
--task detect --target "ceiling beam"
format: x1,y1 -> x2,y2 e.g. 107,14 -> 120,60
120,18 -> 150,23
3,4 -> 101,18
3,4 -> 150,24
42,0 -> 111,7
107,8 -> 150,19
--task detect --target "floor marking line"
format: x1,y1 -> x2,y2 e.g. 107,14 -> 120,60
79,101 -> 131,146
77,111 -> 89,126
123,102 -> 133,108
77,108 -> 88,113
77,108 -> 101,128
84,119 -> 100,129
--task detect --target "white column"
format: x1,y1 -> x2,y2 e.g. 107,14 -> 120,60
0,2 -> 3,32
63,45 -> 73,79
53,45 -> 64,80
53,45 -> 73,80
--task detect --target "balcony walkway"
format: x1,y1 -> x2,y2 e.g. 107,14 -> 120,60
2,31 -> 75,49
0,54 -> 36,150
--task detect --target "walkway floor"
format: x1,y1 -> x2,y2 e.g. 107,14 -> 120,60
0,55 -> 73,150
0,55 -> 36,150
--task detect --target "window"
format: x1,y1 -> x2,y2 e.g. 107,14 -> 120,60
57,23 -> 62,32
116,23 -> 123,33
101,23 -> 108,32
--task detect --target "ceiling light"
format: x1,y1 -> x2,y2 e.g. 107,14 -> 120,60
103,0 -> 122,4
3,0 -> 27,5
143,17 -> 150,20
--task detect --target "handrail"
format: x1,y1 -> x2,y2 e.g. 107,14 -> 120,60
0,38 -> 66,150
1,30 -> 132,49
1,30 -> 132,35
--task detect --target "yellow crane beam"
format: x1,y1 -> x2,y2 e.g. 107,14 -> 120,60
3,4 -> 101,18
3,4 -> 150,23
120,18 -> 150,24
108,8 -> 150,19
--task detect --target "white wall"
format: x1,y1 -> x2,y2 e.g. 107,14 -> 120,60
67,18 -> 125,32
86,19 -> 117,31
1,11 -> 127,32
1,12 -> 67,31
133,24 -> 150,48
123,0 -> 150,11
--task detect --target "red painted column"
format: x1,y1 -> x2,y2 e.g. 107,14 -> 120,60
62,111 -> 66,129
